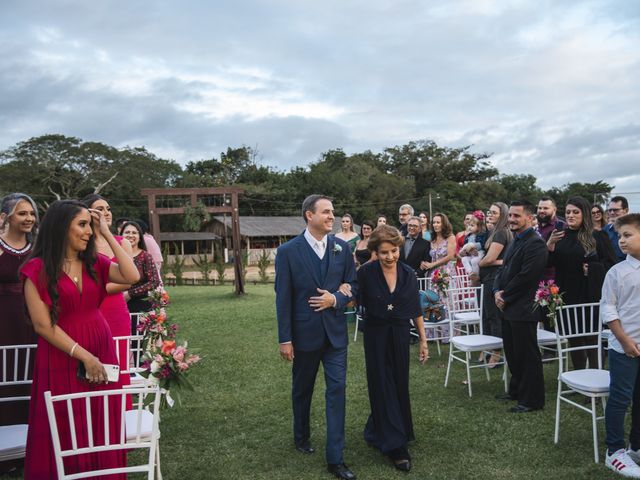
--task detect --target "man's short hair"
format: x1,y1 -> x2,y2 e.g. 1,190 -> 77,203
615,213 -> 640,232
301,194 -> 332,224
398,204 -> 414,216
407,216 -> 421,225
538,196 -> 556,207
510,200 -> 536,216
610,196 -> 629,210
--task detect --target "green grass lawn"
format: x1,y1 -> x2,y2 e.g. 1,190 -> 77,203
6,285 -> 617,479
153,285 -> 614,479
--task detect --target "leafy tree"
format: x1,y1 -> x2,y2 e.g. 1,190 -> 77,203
544,181 -> 614,214
192,254 -> 214,285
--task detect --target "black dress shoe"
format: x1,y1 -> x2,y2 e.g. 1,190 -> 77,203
509,404 -> 543,413
495,392 -> 517,401
327,463 -> 356,480
393,460 -> 412,472
295,441 -> 315,454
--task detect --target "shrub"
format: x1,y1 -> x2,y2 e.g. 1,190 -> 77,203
257,249 -> 270,284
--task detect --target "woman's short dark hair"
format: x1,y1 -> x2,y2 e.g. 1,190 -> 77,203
368,225 -> 404,252
121,221 -> 147,251
360,220 -> 375,236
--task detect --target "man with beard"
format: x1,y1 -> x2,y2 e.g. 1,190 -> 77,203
494,201 -> 548,413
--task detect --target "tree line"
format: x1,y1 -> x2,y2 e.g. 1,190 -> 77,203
0,134 -> 613,231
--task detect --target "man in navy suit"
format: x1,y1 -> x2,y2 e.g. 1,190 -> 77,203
275,194 -> 358,480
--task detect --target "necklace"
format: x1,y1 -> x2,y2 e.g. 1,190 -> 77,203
63,258 -> 80,284
0,236 -> 31,255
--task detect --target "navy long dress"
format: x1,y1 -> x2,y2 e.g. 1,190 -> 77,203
357,260 -> 422,454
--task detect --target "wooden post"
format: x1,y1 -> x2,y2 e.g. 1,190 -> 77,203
231,192 -> 245,294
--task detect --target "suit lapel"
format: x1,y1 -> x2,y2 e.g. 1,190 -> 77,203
295,234 -> 322,287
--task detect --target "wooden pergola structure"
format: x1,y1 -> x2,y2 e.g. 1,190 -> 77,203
140,187 -> 245,295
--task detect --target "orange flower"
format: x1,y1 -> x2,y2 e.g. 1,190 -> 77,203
161,292 -> 170,302
161,340 -> 176,354
549,286 -> 559,295
157,312 -> 167,324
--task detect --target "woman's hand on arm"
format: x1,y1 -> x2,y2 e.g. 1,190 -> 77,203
24,279 -> 108,383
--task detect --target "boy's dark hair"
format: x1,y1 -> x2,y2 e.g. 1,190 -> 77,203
610,196 -> 629,210
615,213 -> 640,232
510,200 -> 536,216
301,194 -> 332,224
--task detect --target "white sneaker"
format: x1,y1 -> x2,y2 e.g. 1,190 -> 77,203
606,449 -> 640,478
628,447 -> 640,465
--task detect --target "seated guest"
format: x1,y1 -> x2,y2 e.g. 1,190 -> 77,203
354,220 -> 375,268
399,216 -> 430,277
335,213 -> 360,252
121,221 -> 161,325
357,225 -> 428,472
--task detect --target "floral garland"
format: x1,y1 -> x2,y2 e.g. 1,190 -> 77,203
533,280 -> 564,327
431,268 -> 450,297
137,287 -> 201,408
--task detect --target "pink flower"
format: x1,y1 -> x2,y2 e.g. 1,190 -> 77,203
172,346 -> 186,362
177,361 -> 189,372
186,354 -> 201,365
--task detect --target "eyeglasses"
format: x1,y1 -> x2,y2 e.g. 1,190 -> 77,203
407,224 -> 420,229
591,210 -> 601,215
607,208 -> 623,214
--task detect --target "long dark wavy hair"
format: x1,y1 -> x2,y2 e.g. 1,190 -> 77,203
22,200 -> 98,325
566,196 -> 596,254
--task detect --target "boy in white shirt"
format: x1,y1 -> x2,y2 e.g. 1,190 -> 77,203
602,213 -> 640,477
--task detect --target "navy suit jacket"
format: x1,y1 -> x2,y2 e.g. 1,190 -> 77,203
275,232 -> 358,351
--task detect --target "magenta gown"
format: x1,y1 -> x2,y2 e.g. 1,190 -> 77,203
98,237 -> 131,389
21,256 -> 126,480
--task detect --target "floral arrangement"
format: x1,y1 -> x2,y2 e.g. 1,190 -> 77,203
431,268 -> 450,296
533,280 -> 564,326
137,287 -> 201,408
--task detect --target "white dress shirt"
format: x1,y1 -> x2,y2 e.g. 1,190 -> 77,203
304,228 -> 328,259
600,254 -> 640,354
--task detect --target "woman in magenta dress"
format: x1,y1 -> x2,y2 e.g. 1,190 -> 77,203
0,193 -> 38,475
21,200 -> 139,479
83,194 -> 133,388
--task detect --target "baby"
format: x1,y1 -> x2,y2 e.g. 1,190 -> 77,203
459,211 -> 487,275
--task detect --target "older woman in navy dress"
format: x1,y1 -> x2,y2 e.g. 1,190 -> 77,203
357,225 -> 428,472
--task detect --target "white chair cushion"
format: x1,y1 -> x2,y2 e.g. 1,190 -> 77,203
125,409 -> 154,441
560,369 -> 610,394
452,312 -> 480,323
0,424 -> 28,460
451,334 -> 503,351
537,329 -> 558,345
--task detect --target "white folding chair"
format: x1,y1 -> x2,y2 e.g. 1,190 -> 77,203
0,344 -> 36,462
130,312 -> 145,333
537,326 -> 567,368
44,386 -> 162,479
444,285 -> 507,397
113,335 -> 148,387
553,302 -> 609,463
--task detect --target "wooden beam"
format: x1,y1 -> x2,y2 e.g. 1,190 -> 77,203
141,187 -> 244,196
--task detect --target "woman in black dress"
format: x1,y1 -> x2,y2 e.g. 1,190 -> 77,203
353,220 -> 374,268
547,196 -> 617,369
357,225 -> 428,472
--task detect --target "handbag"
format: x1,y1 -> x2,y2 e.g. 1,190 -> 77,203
419,289 -> 446,323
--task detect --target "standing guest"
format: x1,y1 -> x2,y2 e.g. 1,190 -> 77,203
592,204 -> 606,231
354,220 -> 374,268
418,212 -> 431,241
376,215 -> 387,227
275,194 -> 358,480
421,213 -> 456,277
604,196 -> 629,262
0,193 -> 38,475
458,211 -> 488,276
114,217 -> 129,235
135,219 -> 163,277
122,221 -> 161,325
494,201 -> 548,413
82,194 -> 133,388
600,214 -> 640,476
20,200 -> 139,478
477,202 -> 512,366
397,204 -> 414,236
399,216 -> 431,277
546,196 -> 617,370
455,212 -> 473,270
335,213 -> 360,253
357,225 -> 428,472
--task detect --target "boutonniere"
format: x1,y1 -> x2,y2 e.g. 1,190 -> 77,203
332,244 -> 342,255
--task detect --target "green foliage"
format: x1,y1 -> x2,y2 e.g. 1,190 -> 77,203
257,249 -> 270,284
161,243 -> 171,280
214,253 -> 226,285
545,181 -> 614,214
183,201 -> 211,232
192,254 -> 214,285
170,243 -> 186,286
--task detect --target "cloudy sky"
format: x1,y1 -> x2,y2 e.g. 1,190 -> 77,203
1,0 -> 639,204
